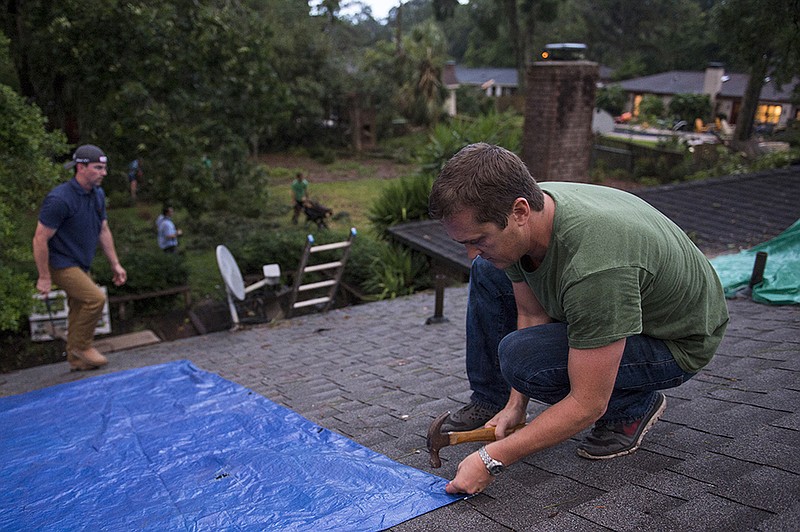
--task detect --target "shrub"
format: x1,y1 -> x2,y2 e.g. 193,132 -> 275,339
638,94 -> 665,123
361,243 -> 430,300
455,85 -> 495,117
669,94 -> 712,124
773,120 -> 800,148
633,151 -> 692,184
341,235 -> 387,297
420,112 -> 523,175
0,84 -> 68,331
685,145 -> 800,181
207,163 -> 271,218
182,211 -> 281,253
596,85 -> 626,116
747,148 -> 800,171
229,226 -> 312,281
91,249 -> 189,314
368,174 -> 434,240
377,130 -> 430,163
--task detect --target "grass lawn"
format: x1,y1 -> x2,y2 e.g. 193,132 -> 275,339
268,177 -> 401,235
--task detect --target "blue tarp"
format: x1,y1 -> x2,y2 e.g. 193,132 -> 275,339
0,360 -> 459,530
711,219 -> 800,305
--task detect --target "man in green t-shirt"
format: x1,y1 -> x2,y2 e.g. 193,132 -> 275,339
291,172 -> 309,224
428,143 -> 728,495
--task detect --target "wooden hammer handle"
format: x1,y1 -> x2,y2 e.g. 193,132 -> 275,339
448,423 -> 526,445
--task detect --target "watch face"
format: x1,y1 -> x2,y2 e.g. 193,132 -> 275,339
488,462 -> 504,475
479,446 -> 505,475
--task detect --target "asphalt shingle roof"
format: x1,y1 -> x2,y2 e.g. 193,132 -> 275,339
455,66 -> 519,87
616,71 -> 798,102
634,165 -> 800,255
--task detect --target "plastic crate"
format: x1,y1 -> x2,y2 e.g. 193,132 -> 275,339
29,287 -> 111,342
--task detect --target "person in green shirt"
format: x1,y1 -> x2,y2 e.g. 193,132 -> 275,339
291,172 -> 309,224
428,143 -> 729,495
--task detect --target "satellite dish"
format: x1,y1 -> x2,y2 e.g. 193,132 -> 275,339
216,245 -> 245,300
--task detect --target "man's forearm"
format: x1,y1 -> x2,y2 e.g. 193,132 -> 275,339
98,226 -> 121,267
32,236 -> 50,278
490,394 -> 599,467
506,388 -> 530,412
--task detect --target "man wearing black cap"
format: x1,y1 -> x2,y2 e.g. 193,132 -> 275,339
32,144 -> 127,371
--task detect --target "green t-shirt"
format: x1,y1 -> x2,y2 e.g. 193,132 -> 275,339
505,182 -> 729,373
291,179 -> 308,201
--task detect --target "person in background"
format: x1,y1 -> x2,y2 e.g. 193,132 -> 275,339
291,172 -> 309,224
127,158 -> 142,201
157,206 -> 182,253
32,144 -> 127,371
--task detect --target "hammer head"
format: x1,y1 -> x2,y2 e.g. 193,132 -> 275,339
426,411 -> 451,468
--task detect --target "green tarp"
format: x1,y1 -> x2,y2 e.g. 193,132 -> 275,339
711,219 -> 800,305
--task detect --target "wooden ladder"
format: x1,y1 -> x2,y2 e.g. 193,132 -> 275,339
287,228 -> 357,317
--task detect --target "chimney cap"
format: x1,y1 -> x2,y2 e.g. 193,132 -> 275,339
540,43 -> 587,61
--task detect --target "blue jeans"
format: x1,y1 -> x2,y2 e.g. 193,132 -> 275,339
465,257 -> 696,424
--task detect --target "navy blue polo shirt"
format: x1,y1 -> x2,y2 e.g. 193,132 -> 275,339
38,178 -> 107,271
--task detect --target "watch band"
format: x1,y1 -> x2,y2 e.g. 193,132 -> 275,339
478,445 -> 505,475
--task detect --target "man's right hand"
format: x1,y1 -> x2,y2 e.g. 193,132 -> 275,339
486,392 -> 529,440
36,277 -> 52,296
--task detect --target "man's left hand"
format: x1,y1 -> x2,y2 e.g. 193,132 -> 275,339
445,451 -> 493,495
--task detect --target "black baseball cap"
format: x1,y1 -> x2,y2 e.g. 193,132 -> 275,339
64,144 -> 108,169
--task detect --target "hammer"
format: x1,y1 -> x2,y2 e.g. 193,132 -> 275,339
426,410 -> 526,468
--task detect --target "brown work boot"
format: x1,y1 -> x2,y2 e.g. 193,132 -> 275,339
69,347 -> 108,371
67,353 -> 97,371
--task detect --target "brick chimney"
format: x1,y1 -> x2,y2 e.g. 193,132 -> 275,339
523,61 -> 599,182
443,61 -> 458,117
703,62 -> 725,107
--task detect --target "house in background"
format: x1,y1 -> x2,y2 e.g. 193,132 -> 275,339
443,62 -> 518,116
614,64 -> 799,130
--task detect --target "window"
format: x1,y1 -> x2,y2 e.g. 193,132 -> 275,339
755,104 -> 782,124
633,94 -> 643,117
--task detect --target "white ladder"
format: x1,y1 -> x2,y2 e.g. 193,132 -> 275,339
287,228 -> 357,316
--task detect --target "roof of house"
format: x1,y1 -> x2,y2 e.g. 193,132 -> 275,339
616,71 -> 798,102
447,64 -> 616,89
454,66 -> 518,87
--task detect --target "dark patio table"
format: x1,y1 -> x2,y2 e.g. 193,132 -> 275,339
387,219 -> 471,323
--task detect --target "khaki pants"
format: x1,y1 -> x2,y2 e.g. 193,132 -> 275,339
50,267 -> 105,353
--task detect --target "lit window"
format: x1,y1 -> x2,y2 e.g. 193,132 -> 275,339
755,104 -> 782,124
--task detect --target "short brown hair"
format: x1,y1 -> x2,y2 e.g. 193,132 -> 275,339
428,143 -> 544,228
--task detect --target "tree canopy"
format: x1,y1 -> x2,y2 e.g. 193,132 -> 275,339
713,0 -> 800,140
0,84 -> 67,330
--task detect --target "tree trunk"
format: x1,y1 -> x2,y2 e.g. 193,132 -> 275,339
250,133 -> 259,159
501,0 -> 525,96
735,53 -> 770,142
5,0 -> 35,99
520,0 -> 540,97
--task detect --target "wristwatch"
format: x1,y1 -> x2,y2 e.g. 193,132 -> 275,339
478,446 -> 505,476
